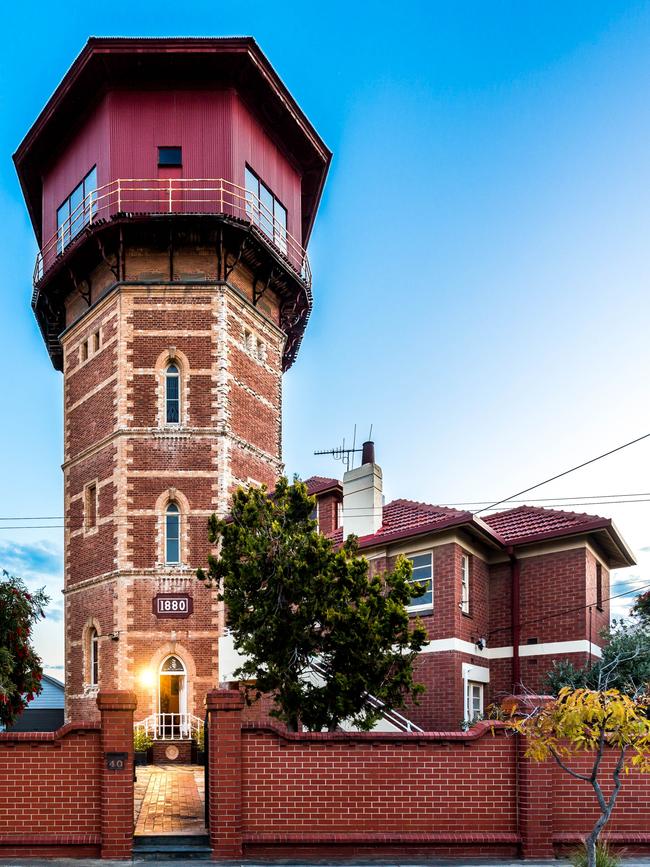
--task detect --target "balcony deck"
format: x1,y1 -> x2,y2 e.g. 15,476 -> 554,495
33,177 -> 311,292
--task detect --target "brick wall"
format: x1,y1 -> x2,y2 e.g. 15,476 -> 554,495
0,691 -> 135,859
206,689 -> 650,861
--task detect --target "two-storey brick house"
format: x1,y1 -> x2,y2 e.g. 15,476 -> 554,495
304,445 -> 635,730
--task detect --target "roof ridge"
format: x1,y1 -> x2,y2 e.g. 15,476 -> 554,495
487,503 -> 606,522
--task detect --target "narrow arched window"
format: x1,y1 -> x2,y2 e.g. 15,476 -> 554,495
165,364 -> 180,424
89,627 -> 99,685
165,503 -> 180,564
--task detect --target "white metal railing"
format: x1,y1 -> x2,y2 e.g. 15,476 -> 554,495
134,712 -> 203,741
33,177 -> 311,288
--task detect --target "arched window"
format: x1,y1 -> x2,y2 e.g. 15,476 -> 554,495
89,627 -> 99,685
165,503 -> 180,564
165,363 -> 180,424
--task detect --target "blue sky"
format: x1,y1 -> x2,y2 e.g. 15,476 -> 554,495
2,1 -> 650,672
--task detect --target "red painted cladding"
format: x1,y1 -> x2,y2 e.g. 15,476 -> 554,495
41,88 -> 303,245
42,96 -> 110,241
232,93 -> 302,238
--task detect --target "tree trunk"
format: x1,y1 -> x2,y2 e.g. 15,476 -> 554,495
585,745 -> 627,867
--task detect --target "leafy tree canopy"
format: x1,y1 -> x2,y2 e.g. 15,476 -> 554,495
0,571 -> 49,727
197,477 -> 427,731
546,617 -> 650,699
505,687 -> 650,867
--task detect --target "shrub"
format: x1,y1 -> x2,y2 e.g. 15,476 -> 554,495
133,729 -> 153,752
568,841 -> 621,867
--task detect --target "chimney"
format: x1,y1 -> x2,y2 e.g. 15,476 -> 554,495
342,441 -> 383,538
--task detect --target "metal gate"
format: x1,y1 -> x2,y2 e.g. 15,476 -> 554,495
203,711 -> 209,828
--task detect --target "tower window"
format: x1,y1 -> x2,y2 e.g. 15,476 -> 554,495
93,330 -> 100,352
460,552 -> 470,614
244,167 -> 287,254
85,482 -> 98,530
165,364 -> 180,424
158,146 -> 182,167
596,562 -> 603,611
165,503 -> 180,564
57,166 -> 97,254
80,340 -> 88,362
89,627 -> 99,686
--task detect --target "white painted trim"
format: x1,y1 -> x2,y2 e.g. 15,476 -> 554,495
419,638 -> 602,659
462,662 -> 490,684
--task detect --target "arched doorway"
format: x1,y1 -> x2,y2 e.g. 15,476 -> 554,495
158,655 -> 187,739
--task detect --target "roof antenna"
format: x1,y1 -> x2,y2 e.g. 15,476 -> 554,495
314,424 -> 371,473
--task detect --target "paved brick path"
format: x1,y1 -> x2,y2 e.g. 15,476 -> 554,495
134,764 -> 205,836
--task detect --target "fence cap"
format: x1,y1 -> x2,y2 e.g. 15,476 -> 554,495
206,688 -> 245,711
96,690 -> 138,712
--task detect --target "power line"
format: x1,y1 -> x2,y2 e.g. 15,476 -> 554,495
473,431 -> 650,515
488,580 -> 650,639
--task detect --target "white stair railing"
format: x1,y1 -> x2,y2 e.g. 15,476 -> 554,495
134,712 -> 203,741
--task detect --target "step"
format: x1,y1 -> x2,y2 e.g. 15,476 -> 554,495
133,834 -> 212,861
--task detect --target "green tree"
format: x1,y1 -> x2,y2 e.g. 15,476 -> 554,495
197,477 -> 427,731
506,687 -> 650,867
0,571 -> 49,727
546,619 -> 650,700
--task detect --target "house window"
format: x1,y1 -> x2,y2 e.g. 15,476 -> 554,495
80,340 -> 88,363
85,483 -> 97,530
93,330 -> 100,353
596,563 -> 603,611
89,627 -> 99,686
407,552 -> 433,611
461,553 -> 470,614
244,166 -> 288,254
165,503 -> 180,564
158,146 -> 182,167
309,501 -> 319,526
57,166 -> 98,254
336,500 -> 342,529
466,681 -> 483,722
165,364 -> 180,424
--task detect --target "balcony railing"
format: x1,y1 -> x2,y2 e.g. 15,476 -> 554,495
134,712 -> 203,741
33,177 -> 311,288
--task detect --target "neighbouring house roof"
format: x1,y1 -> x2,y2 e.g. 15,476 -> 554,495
304,476 -> 342,496
313,486 -> 635,568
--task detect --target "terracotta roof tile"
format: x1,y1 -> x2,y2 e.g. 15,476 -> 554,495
304,476 -> 341,495
482,504 -> 609,544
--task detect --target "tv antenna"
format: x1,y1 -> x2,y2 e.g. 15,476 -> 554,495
314,424 -> 373,472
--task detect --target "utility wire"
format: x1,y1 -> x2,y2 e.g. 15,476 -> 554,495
488,580 -> 650,639
472,431 -> 650,515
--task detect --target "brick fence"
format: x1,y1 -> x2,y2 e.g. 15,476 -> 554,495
0,691 -> 135,860
206,688 -> 650,861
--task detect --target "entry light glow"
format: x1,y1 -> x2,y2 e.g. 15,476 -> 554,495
139,668 -> 154,688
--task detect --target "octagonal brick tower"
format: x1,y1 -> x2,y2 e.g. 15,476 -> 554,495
14,37 -> 330,732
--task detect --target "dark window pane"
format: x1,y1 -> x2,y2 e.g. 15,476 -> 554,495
84,167 -> 98,220
166,369 -> 180,423
166,509 -> 180,563
158,146 -> 182,167
57,202 -> 70,253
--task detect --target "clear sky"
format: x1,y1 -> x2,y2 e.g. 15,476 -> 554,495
2,1 -> 650,674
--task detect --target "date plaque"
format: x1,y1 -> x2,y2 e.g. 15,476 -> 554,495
152,593 -> 193,618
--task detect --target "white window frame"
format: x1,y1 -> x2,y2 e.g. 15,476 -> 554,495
165,363 -> 180,426
90,628 -> 99,686
406,551 -> 433,612
165,502 -> 181,565
465,680 -> 484,722
460,552 -> 470,614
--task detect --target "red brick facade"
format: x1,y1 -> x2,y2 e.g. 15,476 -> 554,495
205,689 -> 650,860
63,279 -> 284,724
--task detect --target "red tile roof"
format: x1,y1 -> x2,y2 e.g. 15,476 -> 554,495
482,504 -> 610,545
304,476 -> 341,496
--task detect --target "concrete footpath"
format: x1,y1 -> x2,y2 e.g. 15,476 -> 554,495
3,859 -> 650,866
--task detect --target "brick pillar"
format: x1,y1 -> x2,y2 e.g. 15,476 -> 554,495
518,734 -> 555,859
97,691 -> 137,860
206,688 -> 245,859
